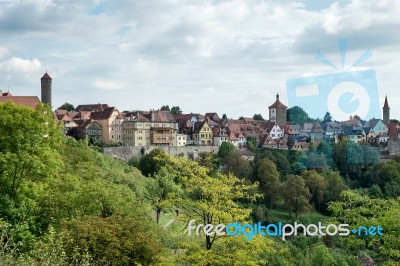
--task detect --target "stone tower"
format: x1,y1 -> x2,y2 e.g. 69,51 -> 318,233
383,95 -> 390,125
269,93 -> 287,125
41,72 -> 52,107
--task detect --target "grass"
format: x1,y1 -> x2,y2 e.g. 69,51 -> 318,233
268,208 -> 329,224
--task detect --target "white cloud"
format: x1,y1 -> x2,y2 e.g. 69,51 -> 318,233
94,80 -> 123,90
0,57 -> 42,72
0,46 -> 8,59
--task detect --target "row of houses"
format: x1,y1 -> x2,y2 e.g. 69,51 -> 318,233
54,101 -> 400,152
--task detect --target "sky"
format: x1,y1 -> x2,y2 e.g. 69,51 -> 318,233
0,0 -> 399,120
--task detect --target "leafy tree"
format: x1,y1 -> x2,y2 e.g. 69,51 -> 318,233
170,106 -> 182,114
178,167 -> 260,251
256,158 -> 281,208
310,245 -> 336,266
61,215 -> 163,265
321,170 -> 348,212
253,114 -> 264,120
67,127 -> 86,141
390,119 -> 400,125
246,136 -> 257,151
283,175 -> 311,217
196,152 -> 219,172
160,105 -> 170,111
287,106 -> 314,124
0,102 -> 62,203
305,152 -> 328,170
238,116 -> 245,120
138,148 -> 171,177
318,141 -> 333,167
217,141 -> 235,158
58,102 -> 75,111
363,161 -> 400,197
222,151 -> 252,179
145,167 -> 180,224
302,170 -> 327,211
222,114 -> 227,120
329,191 -> 400,264
322,112 -> 332,123
332,140 -> 363,180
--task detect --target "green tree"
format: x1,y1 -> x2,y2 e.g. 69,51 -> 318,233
61,215 -> 163,265
58,102 -> 75,111
67,127 -> 86,141
329,191 -> 400,264
217,141 -> 235,158
256,158 -> 281,208
321,170 -> 348,211
332,140 -> 363,180
283,175 -> 311,217
322,112 -> 332,123
0,102 -> 62,203
170,106 -> 182,114
145,167 -> 180,224
287,106 -> 314,123
222,151 -> 252,179
302,170 -> 327,211
138,148 -> 171,177
253,114 -> 264,120
160,105 -> 170,111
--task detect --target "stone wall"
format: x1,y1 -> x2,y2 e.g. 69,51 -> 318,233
103,146 -> 220,161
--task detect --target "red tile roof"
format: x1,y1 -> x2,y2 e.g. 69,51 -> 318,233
268,99 -> 287,109
0,96 -> 40,109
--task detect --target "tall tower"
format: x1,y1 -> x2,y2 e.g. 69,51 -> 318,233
41,72 -> 52,107
268,93 -> 287,125
383,95 -> 390,125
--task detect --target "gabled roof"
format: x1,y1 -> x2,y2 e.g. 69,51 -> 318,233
76,103 -> 109,112
193,120 -> 207,133
0,96 -> 40,109
1,92 -> 12,96
364,118 -> 384,129
90,107 -> 117,120
151,110 -> 176,122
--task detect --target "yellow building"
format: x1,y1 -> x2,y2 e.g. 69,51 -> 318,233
123,110 -> 178,146
192,120 -> 213,145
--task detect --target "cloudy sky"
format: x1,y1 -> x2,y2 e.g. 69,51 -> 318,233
0,0 -> 399,120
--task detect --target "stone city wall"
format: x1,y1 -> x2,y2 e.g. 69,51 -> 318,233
103,146 -> 219,161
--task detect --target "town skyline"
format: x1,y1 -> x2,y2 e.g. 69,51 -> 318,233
1,0 -> 399,118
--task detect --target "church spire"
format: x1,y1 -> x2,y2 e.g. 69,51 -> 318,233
383,95 -> 390,109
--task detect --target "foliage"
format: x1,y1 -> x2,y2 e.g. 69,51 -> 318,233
256,158 -> 281,208
322,112 -> 332,123
170,106 -> 182,114
61,215 -> 163,265
66,127 -> 86,141
253,114 -> 264,120
287,106 -> 315,123
329,191 -> 400,264
283,175 -> 311,217
144,167 -> 180,224
160,105 -> 170,111
217,141 -> 235,158
222,151 -> 253,179
138,148 -> 172,176
58,102 -> 75,111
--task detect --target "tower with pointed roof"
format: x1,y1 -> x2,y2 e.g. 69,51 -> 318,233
383,95 -> 390,125
41,72 -> 52,107
269,93 -> 287,125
